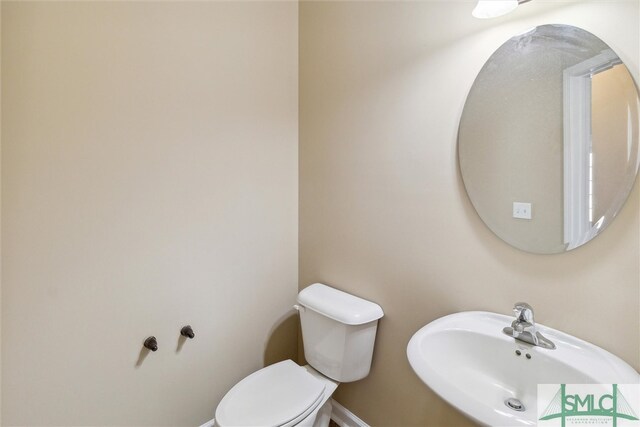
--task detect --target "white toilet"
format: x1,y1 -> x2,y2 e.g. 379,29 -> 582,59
214,283 -> 384,427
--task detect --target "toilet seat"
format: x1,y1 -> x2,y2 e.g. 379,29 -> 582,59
215,360 -> 326,427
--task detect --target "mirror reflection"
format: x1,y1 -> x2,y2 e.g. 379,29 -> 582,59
459,24 -> 640,254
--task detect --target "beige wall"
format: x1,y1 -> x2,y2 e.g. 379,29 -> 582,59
592,64 -> 640,222
1,2 -> 298,426
459,40 -> 566,253
299,1 -> 639,426
0,2 -> 3,423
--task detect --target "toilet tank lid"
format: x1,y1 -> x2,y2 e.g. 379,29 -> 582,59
297,283 -> 384,325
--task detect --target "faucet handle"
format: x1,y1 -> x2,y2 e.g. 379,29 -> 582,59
513,302 -> 535,324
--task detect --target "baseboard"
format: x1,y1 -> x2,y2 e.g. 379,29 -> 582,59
331,399 -> 370,427
199,418 -> 215,427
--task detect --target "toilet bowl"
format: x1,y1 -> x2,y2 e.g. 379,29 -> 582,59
214,361 -> 337,427
214,283 -> 383,427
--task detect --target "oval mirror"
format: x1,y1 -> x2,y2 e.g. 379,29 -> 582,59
459,24 -> 640,254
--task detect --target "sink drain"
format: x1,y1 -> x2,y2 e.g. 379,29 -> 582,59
505,398 -> 525,412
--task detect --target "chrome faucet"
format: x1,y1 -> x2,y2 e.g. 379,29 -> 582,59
502,302 -> 555,350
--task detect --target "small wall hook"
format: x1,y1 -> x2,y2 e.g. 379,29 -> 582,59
180,325 -> 195,339
144,336 -> 158,351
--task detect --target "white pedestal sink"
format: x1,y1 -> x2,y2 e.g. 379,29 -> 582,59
407,311 -> 639,426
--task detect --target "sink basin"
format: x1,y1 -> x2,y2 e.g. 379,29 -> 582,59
407,311 -> 639,426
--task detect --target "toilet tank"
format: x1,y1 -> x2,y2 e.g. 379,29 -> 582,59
296,283 -> 384,382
